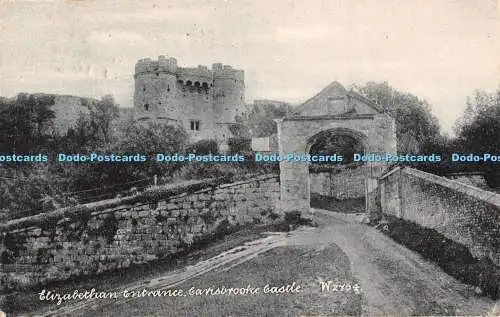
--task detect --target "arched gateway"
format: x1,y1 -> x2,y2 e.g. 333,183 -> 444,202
275,82 -> 397,218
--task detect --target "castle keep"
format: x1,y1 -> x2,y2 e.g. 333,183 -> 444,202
133,56 -> 246,147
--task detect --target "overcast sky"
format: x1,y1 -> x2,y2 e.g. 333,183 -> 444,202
0,0 -> 498,134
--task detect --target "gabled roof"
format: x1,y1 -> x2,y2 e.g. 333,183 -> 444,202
347,89 -> 385,113
293,81 -> 346,115
292,81 -> 385,116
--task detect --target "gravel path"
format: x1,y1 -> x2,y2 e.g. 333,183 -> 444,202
295,210 -> 498,316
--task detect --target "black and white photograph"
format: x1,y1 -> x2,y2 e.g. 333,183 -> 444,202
0,0 -> 499,316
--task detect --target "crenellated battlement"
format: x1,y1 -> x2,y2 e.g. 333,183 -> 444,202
211,63 -> 244,80
135,55 -> 178,75
134,56 -> 243,81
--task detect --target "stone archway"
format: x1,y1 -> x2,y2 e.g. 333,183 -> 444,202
275,82 -> 397,218
307,128 -> 368,213
305,127 -> 368,154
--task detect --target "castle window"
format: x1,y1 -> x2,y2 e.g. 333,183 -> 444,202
194,81 -> 200,87
186,81 -> 192,86
143,86 -> 146,92
144,104 -> 149,111
167,85 -> 170,92
190,120 -> 200,131
202,82 -> 208,89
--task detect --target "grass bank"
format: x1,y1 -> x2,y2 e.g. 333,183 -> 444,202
377,215 -> 499,300
310,193 -> 365,213
86,244 -> 362,317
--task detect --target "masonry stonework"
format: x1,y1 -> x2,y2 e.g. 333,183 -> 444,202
24,93 -> 100,136
133,56 -> 246,148
0,175 -> 279,292
276,82 -> 397,216
310,167 -> 366,200
379,167 -> 500,266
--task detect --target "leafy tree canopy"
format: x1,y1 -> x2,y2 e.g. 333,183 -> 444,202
0,93 -> 56,153
454,89 -> 500,154
244,102 -> 293,137
350,81 -> 443,153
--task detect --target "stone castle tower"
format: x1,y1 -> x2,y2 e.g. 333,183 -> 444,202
133,55 -> 245,147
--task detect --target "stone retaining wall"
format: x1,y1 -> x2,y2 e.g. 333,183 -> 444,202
379,167 -> 500,266
0,174 -> 280,292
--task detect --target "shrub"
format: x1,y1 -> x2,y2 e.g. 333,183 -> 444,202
284,210 -> 301,225
186,139 -> 219,155
172,163 -> 238,181
0,168 -> 73,219
228,137 -> 251,154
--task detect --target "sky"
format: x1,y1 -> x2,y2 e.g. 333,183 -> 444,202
0,0 -> 499,134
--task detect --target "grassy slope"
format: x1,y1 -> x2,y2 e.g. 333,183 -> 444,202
88,244 -> 362,317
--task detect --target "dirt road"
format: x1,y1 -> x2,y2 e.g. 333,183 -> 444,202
292,209 -> 498,316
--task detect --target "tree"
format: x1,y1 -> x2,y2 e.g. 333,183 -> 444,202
27,94 -> 56,147
61,122 -> 190,194
352,82 -> 442,153
451,88 -> 500,186
309,134 -> 363,164
244,102 -> 293,137
118,122 -> 189,156
56,112 -> 96,152
92,95 -> 120,143
52,95 -> 120,153
81,95 -> 120,144
0,93 -> 55,153
454,89 -> 500,154
0,101 -> 32,152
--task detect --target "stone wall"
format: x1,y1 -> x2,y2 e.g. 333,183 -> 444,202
379,167 -> 500,266
0,174 -> 280,292
48,95 -> 101,136
310,166 -> 366,199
